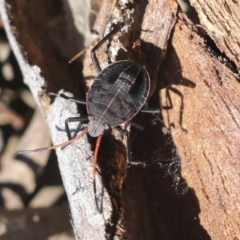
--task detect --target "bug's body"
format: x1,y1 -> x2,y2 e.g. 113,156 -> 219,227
19,23 -> 159,213
87,60 -> 150,137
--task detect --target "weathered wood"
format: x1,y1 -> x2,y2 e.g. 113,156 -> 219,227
0,0 -> 109,239
161,13 -> 240,239
190,0 -> 240,68
4,0 -> 238,239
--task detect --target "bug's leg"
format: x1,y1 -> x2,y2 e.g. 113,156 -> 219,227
50,93 -> 86,105
141,107 -> 160,114
140,108 -> 162,127
69,48 -> 87,64
115,126 -> 151,166
65,117 -> 88,140
93,135 -> 103,213
114,126 -> 133,164
17,128 -> 88,154
91,23 -> 124,73
130,121 -> 144,130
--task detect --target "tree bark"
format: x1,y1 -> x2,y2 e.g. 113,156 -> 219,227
1,0 -> 239,239
160,2 -> 240,239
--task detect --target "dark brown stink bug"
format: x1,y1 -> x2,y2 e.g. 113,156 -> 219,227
19,23 -> 159,212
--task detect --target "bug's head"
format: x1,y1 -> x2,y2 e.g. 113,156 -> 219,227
88,115 -> 109,137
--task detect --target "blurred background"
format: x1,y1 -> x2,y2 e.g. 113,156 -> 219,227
0,19 -> 74,240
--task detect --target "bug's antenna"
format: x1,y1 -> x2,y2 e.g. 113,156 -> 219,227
68,48 -> 87,64
93,134 -> 103,213
17,128 -> 88,154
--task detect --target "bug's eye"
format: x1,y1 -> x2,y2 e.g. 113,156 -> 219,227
88,115 -> 94,121
104,123 -> 110,130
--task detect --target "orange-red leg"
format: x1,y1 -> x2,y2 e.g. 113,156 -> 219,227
93,134 -> 103,212
18,127 -> 88,154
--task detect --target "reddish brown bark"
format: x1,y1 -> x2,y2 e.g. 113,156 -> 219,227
160,8 -> 240,240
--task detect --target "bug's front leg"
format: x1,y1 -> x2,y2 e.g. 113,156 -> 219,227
65,117 -> 89,140
49,92 -> 86,105
58,93 -> 86,105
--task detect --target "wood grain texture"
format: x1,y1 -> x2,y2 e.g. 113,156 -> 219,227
161,13 -> 240,239
0,0 -> 179,238
0,0 -> 109,239
4,0 -> 239,239
190,0 -> 240,68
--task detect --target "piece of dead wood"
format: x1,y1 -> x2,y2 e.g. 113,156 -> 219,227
0,0 -> 107,239
161,13 -> 240,239
3,0 -> 238,239
189,0 -> 240,69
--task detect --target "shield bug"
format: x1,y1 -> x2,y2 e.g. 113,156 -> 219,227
19,23 -> 159,212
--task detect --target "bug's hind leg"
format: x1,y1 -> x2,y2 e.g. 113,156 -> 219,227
114,126 -> 132,163
115,126 -> 148,166
141,107 -> 160,114
65,117 -> 88,140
